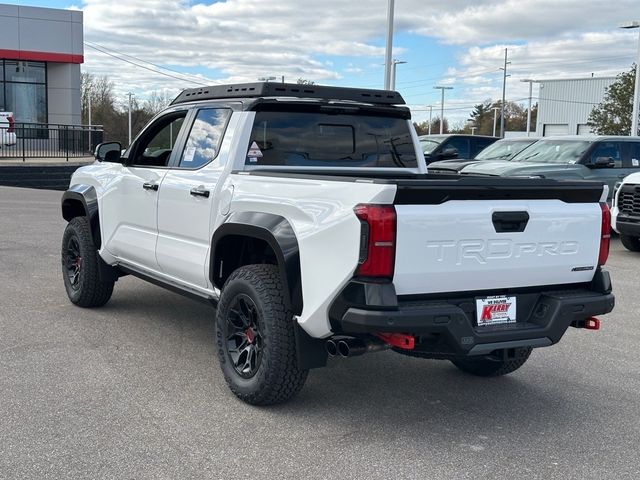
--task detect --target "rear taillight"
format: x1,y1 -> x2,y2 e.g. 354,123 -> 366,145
354,204 -> 396,279
7,116 -> 14,133
598,202 -> 611,266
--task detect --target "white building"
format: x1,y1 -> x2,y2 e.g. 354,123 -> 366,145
535,76 -> 616,137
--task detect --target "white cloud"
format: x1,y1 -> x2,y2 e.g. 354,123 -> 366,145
76,0 -> 637,123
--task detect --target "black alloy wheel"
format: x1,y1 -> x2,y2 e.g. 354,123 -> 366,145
224,293 -> 264,378
64,235 -> 83,291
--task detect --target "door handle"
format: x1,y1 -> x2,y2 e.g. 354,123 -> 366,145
492,211 -> 530,233
143,182 -> 159,191
190,187 -> 210,198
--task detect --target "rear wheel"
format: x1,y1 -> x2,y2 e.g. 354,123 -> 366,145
215,264 -> 308,405
620,234 -> 640,252
451,347 -> 532,377
61,216 -> 114,307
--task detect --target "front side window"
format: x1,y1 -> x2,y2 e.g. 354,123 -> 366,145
129,113 -> 186,167
590,142 -> 622,168
247,110 -> 417,168
445,137 -> 470,158
179,108 -> 231,169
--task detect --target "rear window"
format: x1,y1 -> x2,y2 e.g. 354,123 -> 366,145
246,111 -> 417,168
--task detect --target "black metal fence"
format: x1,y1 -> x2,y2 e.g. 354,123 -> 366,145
0,123 -> 104,161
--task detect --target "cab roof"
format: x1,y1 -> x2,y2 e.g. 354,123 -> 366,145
171,82 -> 405,107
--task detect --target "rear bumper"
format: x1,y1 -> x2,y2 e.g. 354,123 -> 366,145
330,270 -> 614,356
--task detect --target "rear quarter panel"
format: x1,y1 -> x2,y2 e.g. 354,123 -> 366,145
228,174 -> 396,338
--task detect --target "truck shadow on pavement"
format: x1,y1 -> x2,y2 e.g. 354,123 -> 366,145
103,278 -> 590,445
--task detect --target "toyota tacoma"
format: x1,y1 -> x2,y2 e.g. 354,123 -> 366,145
60,83 -> 615,405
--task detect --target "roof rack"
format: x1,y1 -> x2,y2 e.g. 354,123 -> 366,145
170,82 -> 405,106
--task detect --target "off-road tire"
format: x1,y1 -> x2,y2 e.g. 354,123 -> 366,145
451,347 -> 533,377
215,264 -> 308,405
61,217 -> 114,307
620,234 -> 640,252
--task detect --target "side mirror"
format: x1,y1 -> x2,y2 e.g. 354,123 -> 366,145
95,142 -> 122,163
592,156 -> 615,168
440,147 -> 459,159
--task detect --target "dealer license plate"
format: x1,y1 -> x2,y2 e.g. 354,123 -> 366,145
475,296 -> 517,327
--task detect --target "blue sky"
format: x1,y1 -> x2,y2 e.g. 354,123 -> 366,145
6,0 -> 639,126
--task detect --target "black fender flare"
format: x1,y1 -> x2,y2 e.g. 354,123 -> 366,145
61,184 -> 100,249
211,212 -> 303,315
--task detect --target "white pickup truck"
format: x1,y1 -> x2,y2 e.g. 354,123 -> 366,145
61,83 -> 614,405
612,172 -> 640,251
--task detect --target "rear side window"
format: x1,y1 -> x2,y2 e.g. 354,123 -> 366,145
246,111 -> 417,168
626,142 -> 640,168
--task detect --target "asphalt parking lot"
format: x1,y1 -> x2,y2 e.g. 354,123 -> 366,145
1,185 -> 639,480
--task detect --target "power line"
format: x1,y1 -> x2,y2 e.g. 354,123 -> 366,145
84,42 -> 213,86
84,40 -> 221,86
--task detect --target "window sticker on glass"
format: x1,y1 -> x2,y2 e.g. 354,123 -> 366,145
633,158 -> 639,167
247,141 -> 263,163
183,146 -> 196,163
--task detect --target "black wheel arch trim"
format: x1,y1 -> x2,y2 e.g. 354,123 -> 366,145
61,184 -> 121,283
211,212 -> 303,315
61,184 -> 101,249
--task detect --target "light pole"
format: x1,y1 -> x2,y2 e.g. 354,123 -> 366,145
391,59 -> 407,90
492,106 -> 500,137
127,92 -> 135,146
434,86 -> 453,134
427,105 -> 433,134
621,21 -> 640,136
521,79 -> 536,136
383,0 -> 395,90
499,48 -> 511,138
470,126 -> 477,135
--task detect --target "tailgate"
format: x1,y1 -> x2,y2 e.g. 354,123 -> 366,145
392,180 -> 605,296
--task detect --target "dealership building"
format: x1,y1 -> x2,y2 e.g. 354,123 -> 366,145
0,4 -> 83,125
535,76 -> 617,136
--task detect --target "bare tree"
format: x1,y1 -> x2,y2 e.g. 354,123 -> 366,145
144,90 -> 174,116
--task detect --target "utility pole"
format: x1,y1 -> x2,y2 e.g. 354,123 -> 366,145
87,93 -> 92,152
492,106 -> 500,137
434,86 -> 453,134
383,0 -> 395,90
499,48 -> 511,138
127,92 -> 135,146
521,79 -> 535,136
428,105 -> 433,135
621,21 -> 640,136
391,59 -> 407,90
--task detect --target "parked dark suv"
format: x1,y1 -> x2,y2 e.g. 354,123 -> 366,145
427,137 -> 538,174
462,135 -> 640,201
419,134 -> 498,164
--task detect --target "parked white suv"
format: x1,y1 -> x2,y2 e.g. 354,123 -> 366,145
0,112 -> 16,146
60,83 -> 615,405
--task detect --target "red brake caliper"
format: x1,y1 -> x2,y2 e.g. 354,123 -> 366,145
245,328 -> 255,344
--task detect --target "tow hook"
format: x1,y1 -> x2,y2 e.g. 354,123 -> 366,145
375,332 -> 416,350
572,316 -> 601,331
